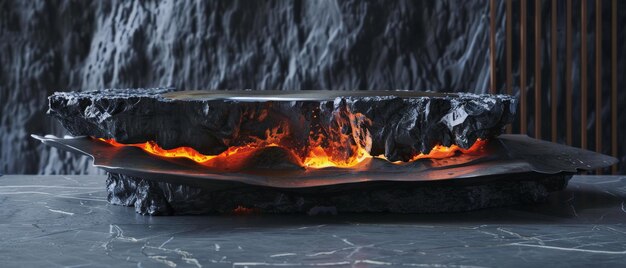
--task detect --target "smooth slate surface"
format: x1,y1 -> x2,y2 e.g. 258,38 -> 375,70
1,175 -> 625,267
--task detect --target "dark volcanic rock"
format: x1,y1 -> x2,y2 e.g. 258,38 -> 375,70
106,172 -> 571,215
48,89 -> 516,161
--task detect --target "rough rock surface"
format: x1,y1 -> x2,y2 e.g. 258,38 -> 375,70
1,1 -> 624,174
106,172 -> 571,215
48,88 -> 516,161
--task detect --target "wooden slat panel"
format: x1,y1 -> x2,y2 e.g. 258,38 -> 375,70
506,0 -> 513,134
521,0 -> 528,134
535,0 -> 542,139
612,0 -> 618,174
490,0 -> 497,94
551,0 -> 558,142
595,0 -> 602,173
581,0 -> 588,150
566,0 -> 573,145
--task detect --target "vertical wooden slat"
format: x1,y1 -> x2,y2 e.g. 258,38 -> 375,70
581,0 -> 588,150
595,0 -> 602,173
551,0 -> 558,142
506,0 -> 513,134
611,0 -> 617,174
566,0 -> 573,145
521,0 -> 528,134
535,0 -> 542,139
490,0 -> 497,94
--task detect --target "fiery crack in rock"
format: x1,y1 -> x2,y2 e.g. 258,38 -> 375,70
50,89 -> 513,169
97,103 -> 487,170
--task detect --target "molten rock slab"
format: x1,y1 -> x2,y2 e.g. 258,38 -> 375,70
48,89 -> 516,162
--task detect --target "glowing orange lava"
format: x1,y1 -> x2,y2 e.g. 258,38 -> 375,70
97,137 -> 486,169
407,139 -> 487,161
97,104 -> 486,169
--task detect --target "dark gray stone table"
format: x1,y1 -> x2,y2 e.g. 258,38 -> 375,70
1,175 -> 625,267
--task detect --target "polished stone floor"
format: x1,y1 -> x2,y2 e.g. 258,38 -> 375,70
0,175 -> 625,267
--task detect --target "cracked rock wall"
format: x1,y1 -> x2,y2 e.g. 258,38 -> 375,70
0,0 -> 624,174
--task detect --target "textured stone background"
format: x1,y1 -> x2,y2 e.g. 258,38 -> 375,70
0,0 -> 624,174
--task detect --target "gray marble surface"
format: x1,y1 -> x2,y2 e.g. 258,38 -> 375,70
1,175 -> 625,267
